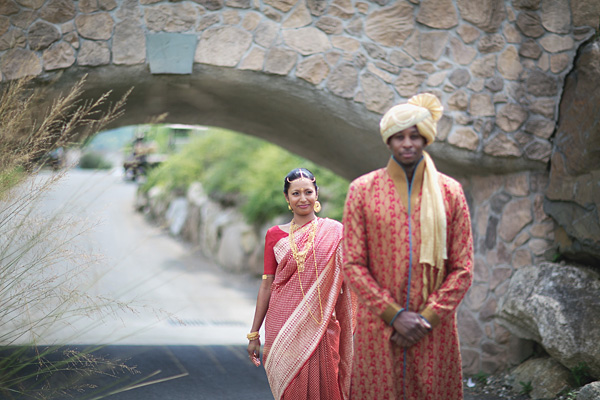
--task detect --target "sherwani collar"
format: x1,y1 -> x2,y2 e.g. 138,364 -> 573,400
386,156 -> 425,214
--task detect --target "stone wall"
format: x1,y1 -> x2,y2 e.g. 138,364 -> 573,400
2,0 -> 600,375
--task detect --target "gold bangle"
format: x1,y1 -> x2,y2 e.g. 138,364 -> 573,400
247,332 -> 260,340
262,274 -> 269,280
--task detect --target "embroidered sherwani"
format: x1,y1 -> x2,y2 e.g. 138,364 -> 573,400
342,157 -> 473,400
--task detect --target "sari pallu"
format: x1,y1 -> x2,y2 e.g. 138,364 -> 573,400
263,218 -> 354,400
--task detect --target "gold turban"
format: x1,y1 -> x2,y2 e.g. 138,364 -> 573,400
379,93 -> 444,145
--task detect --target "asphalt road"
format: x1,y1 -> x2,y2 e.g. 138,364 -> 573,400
24,169 -> 272,399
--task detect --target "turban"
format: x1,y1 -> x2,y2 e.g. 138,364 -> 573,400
379,93 -> 444,145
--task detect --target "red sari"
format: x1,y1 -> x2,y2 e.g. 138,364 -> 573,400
263,217 -> 355,400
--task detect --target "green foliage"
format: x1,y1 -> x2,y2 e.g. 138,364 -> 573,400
570,362 -> 594,387
519,380 -> 533,396
472,371 -> 489,385
142,128 -> 349,225
78,152 -> 112,170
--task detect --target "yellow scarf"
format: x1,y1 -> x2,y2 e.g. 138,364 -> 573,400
388,151 -> 447,302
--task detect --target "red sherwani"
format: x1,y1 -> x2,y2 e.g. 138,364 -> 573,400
342,157 -> 473,400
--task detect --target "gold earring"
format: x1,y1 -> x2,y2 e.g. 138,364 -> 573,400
314,201 -> 321,213
288,203 -> 292,211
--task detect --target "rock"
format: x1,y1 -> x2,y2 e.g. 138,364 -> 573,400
11,10 -> 38,29
388,49 -> 414,67
393,70 -> 427,97
264,0 -> 297,13
144,3 -> 198,32
448,90 -> 468,110
296,55 -> 329,85
516,11 -> 544,37
239,47 -> 265,71
1,48 -> 41,79
449,68 -> 471,87
331,36 -> 359,52
28,21 -> 60,50
526,70 -> 558,97
113,19 -> 146,65
470,93 -> 495,116
241,13 -> 260,31
457,24 -> 480,43
264,47 -> 297,75
471,54 -> 497,78
42,41 -> 75,70
525,118 -> 555,139
16,0 -> 45,9
361,72 -> 394,114
539,34 -> 575,53
79,0 -> 100,13
0,0 -> 19,15
497,103 -> 528,132
315,16 -> 342,34
77,40 -> 110,66
76,13 -> 114,40
498,198 -> 532,241
190,0 -> 224,11
498,263 -> 600,378
327,62 -> 358,98
456,0 -> 505,33
578,382 -> 600,400
365,1 -> 414,47
40,0 -> 76,24
519,38 -> 543,59
195,26 -> 252,67
420,31 -> 449,61
282,27 -> 331,55
217,218 -> 257,273
541,0 -> 571,34
498,46 -> 523,79
254,19 -> 279,48
448,128 -> 479,150
484,133 -> 522,157
0,17 -> 9,36
226,0 -> 251,8
416,0 -> 458,29
524,139 -> 551,162
550,53 -> 571,73
478,33 -> 506,53
572,0 -> 600,27
165,197 -> 188,236
509,357 -> 572,399
450,37 -> 478,65
307,0 -> 327,16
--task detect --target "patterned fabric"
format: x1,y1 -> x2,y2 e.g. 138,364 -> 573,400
342,157 -> 473,400
379,93 -> 443,145
263,218 -> 356,400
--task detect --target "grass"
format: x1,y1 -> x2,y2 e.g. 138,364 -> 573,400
0,75 -> 174,398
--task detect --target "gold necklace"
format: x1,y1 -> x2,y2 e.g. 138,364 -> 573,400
289,219 -> 323,325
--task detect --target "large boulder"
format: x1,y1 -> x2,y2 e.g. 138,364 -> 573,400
497,263 -> 600,378
545,38 -> 600,264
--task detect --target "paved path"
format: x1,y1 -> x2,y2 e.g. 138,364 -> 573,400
20,169 -> 273,398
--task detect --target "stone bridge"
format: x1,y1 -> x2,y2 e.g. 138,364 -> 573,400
1,0 -> 599,375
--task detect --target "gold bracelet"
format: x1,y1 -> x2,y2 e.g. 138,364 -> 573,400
262,274 -> 269,280
247,331 -> 260,340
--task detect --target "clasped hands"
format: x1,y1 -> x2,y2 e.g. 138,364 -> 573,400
390,310 -> 431,348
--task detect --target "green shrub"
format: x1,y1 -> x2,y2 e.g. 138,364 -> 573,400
142,128 -> 349,225
78,152 -> 112,170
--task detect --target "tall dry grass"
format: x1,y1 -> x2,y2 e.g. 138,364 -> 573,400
0,76 -> 165,398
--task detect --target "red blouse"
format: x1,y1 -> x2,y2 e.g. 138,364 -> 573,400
263,225 -> 288,275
